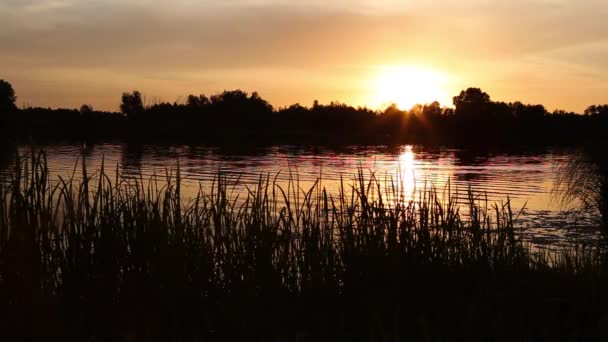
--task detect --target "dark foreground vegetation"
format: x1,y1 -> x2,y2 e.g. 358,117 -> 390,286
1,152 -> 607,341
556,142 -> 608,226
2,79 -> 608,145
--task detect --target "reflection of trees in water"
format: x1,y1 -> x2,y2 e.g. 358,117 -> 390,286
451,147 -> 551,183
555,145 -> 608,229
451,150 -> 491,183
80,142 -> 96,160
0,143 -> 17,178
120,143 -> 144,172
453,149 -> 491,166
453,147 -> 550,167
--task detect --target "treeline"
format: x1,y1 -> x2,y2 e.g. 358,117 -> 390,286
1,79 -> 607,145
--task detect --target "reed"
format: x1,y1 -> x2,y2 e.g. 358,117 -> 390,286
0,151 -> 606,341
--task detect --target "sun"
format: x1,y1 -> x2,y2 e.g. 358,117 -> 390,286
370,66 -> 450,110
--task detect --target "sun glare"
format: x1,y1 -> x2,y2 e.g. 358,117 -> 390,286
370,66 -> 450,110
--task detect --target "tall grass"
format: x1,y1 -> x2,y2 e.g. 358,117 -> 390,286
554,145 -> 608,229
0,151 -> 607,341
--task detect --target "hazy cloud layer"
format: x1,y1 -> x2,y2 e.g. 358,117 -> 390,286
1,0 -> 607,111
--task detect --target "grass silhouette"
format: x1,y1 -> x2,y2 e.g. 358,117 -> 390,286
0,151 -> 607,341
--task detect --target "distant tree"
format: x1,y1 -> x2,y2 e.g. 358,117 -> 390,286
209,90 -> 272,117
286,103 -> 306,112
120,91 -> 144,118
249,91 -> 273,113
186,94 -> 210,108
442,107 -> 455,117
511,102 -> 546,121
421,101 -> 443,121
490,101 -> 513,120
80,104 -> 94,115
278,103 -> 308,126
453,88 -> 490,106
584,105 -> 608,117
510,101 -> 524,117
210,90 -> 248,104
552,109 -> 578,117
453,88 -> 491,119
0,79 -> 17,113
382,104 -> 402,116
381,104 -> 406,132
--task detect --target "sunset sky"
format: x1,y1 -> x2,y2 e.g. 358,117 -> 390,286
1,0 -> 607,112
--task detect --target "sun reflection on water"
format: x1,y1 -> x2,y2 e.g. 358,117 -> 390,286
398,145 -> 417,202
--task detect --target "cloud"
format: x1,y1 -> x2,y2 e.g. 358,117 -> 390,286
1,0 -> 608,111
3,0 -> 606,67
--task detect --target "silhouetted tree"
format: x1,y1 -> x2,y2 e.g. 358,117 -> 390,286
80,104 -> 93,115
420,101 -> 443,122
453,88 -> 490,105
282,103 -> 308,115
209,90 -> 273,120
186,94 -> 210,108
120,91 -> 144,118
511,102 -> 546,121
453,88 -> 491,119
0,80 -> 17,113
378,104 -> 407,137
584,105 -> 608,117
210,90 -> 248,107
552,109 -> 575,116
2,82 -> 607,145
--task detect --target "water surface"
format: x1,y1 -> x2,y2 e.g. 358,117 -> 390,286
2,143 -> 602,249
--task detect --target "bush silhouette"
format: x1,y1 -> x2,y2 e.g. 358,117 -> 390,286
0,80 -> 17,113
120,91 -> 144,118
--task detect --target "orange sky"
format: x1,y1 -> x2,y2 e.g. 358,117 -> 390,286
1,0 -> 607,112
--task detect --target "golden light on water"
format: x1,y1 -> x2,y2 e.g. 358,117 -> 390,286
398,145 -> 417,201
393,145 -> 454,204
370,66 -> 451,110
